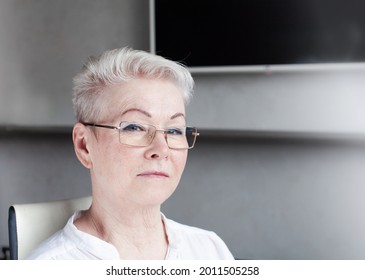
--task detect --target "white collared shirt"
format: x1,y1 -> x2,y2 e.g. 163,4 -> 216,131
26,212 -> 234,260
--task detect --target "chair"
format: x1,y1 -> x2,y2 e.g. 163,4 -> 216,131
8,196 -> 92,260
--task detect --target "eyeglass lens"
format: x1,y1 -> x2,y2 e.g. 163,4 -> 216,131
118,122 -> 197,149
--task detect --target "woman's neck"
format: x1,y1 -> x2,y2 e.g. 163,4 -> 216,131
74,202 -> 169,259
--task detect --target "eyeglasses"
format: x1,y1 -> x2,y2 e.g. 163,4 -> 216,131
82,121 -> 199,150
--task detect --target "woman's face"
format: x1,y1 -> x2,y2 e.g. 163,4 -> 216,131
87,78 -> 188,208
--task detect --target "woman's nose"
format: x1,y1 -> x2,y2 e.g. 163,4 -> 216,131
145,130 -> 170,159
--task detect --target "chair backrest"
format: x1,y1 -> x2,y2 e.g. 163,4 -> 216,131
8,196 -> 92,260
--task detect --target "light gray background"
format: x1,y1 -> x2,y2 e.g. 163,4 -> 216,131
1,0 -> 365,259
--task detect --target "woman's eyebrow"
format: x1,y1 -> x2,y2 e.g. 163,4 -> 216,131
121,109 -> 185,120
170,112 -> 185,120
121,108 -> 152,118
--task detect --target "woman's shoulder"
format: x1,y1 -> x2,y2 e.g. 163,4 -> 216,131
163,215 -> 234,259
165,217 -> 218,237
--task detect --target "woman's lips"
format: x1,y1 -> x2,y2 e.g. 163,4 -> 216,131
137,171 -> 169,178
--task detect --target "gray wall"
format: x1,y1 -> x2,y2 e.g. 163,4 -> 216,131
1,0 -> 365,259
0,0 -> 149,125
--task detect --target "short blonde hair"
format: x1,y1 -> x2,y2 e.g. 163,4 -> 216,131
72,47 -> 194,122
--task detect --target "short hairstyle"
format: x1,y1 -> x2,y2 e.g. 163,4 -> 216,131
72,47 -> 194,122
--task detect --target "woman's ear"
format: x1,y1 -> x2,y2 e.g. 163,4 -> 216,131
73,123 -> 93,169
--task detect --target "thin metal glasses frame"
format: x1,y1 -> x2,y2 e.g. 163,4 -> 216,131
82,122 -> 199,149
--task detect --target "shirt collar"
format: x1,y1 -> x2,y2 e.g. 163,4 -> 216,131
67,211 -> 182,260
161,213 -> 182,260
67,211 -> 120,259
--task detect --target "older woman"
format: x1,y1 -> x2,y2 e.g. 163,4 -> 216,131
27,47 -> 233,260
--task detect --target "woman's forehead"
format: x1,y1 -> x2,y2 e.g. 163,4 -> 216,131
100,80 -> 185,122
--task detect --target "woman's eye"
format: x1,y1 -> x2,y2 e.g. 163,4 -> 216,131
167,128 -> 183,135
122,124 -> 145,132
